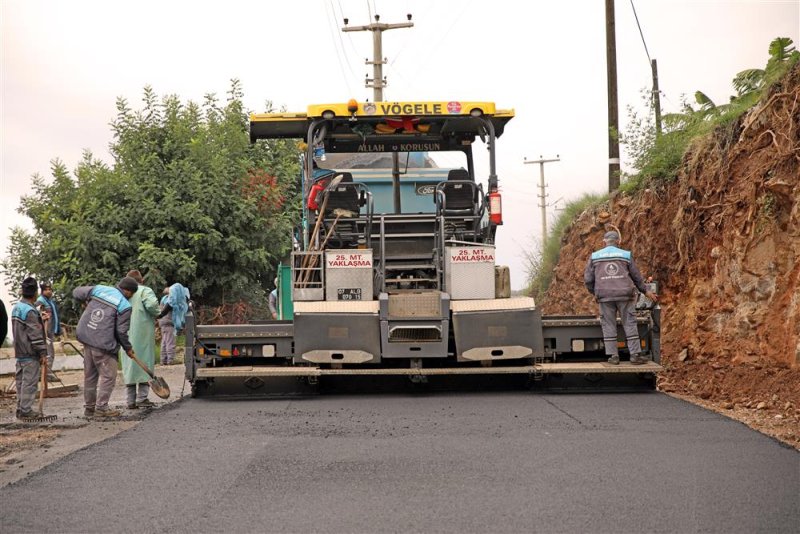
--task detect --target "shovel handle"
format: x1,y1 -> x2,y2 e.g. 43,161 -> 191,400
127,350 -> 156,380
39,356 -> 47,414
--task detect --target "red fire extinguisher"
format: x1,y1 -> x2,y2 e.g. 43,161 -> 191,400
488,190 -> 503,225
307,179 -> 327,210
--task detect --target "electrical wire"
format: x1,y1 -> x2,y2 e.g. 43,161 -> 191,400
629,0 -> 652,66
366,0 -> 373,21
337,0 -> 363,60
323,0 -> 354,94
408,0 -> 473,81
390,0 -> 437,66
329,0 -> 358,82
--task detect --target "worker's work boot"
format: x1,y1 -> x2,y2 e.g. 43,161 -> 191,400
630,356 -> 646,365
84,406 -> 95,418
137,399 -> 155,408
607,355 -> 620,365
16,409 -> 43,420
94,406 -> 121,418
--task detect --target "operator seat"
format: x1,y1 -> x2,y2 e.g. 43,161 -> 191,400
322,172 -> 363,248
441,168 -> 477,215
324,172 -> 360,216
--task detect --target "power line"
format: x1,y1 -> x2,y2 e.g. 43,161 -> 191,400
336,0 -> 363,59
328,0 -> 358,81
390,0 -> 437,66
629,0 -> 652,66
323,0 -> 353,93
408,0 -> 473,81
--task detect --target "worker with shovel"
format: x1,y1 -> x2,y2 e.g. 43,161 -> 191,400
119,270 -> 160,409
73,277 -> 138,418
36,281 -> 61,381
11,277 -> 50,420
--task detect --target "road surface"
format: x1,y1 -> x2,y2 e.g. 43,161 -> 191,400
0,387 -> 797,533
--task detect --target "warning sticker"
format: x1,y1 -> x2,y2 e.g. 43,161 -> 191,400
449,248 -> 495,263
326,252 -> 373,269
447,101 -> 462,114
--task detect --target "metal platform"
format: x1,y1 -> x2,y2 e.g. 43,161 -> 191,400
196,361 -> 662,378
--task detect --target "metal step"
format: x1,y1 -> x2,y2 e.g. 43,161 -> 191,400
384,263 -> 436,270
385,277 -> 438,283
196,361 -> 662,378
381,233 -> 435,238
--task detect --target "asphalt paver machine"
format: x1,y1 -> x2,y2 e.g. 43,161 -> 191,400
185,100 -> 661,395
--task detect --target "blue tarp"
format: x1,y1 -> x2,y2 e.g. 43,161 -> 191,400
168,283 -> 190,331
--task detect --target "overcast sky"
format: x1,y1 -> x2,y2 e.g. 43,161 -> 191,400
1,0 -> 798,309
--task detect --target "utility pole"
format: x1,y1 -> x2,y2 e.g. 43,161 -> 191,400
651,58 -> 662,136
524,155 -> 560,243
605,0 -> 620,192
343,14 -> 413,214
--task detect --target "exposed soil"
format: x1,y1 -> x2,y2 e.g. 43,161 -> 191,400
540,64 -> 800,448
0,427 -> 61,460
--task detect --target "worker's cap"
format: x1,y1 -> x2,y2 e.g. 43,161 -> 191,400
603,231 -> 620,242
21,277 -> 38,298
117,276 -> 139,294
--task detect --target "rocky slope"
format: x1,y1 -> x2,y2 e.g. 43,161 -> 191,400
541,64 -> 800,446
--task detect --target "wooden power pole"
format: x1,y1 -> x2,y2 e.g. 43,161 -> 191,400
651,58 -> 662,136
343,14 -> 413,214
524,155 -> 560,243
605,0 -> 620,192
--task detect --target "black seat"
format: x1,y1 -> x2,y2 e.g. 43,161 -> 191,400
447,168 -> 471,181
325,172 -> 359,215
441,168 -> 476,214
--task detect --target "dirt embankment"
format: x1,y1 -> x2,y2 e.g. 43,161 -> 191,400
541,64 -> 800,447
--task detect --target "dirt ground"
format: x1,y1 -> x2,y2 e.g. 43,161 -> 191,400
0,364 -> 187,487
659,361 -> 800,448
540,64 -> 800,450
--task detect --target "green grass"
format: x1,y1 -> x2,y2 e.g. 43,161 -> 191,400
526,192 -> 608,300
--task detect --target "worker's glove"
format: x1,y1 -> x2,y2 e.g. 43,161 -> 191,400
645,291 -> 659,303
126,348 -> 135,358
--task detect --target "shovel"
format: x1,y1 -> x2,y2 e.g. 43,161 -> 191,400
31,356 -> 58,422
127,350 -> 170,399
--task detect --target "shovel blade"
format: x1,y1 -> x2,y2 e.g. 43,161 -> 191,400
150,376 -> 171,399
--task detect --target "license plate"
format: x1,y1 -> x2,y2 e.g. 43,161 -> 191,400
337,288 -> 363,301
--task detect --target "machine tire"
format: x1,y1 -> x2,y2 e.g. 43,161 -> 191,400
190,379 -> 209,398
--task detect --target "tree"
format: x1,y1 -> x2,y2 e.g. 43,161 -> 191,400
2,81 -> 301,321
733,37 -> 800,96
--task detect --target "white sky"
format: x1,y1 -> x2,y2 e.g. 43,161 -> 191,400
1,0 -> 799,312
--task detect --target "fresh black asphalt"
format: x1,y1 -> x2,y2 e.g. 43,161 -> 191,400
0,387 -> 797,533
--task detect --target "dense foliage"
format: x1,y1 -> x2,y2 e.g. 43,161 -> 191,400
620,37 -> 799,192
2,81 -> 301,320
